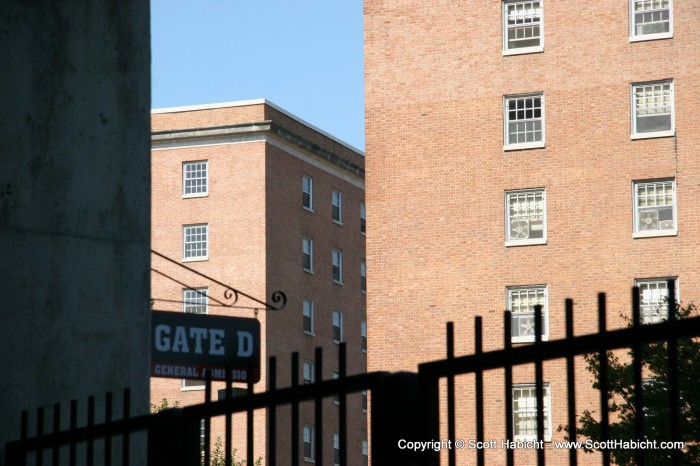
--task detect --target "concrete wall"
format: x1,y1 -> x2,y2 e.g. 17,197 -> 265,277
0,2 -> 150,461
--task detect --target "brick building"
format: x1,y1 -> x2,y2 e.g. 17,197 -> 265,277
151,99 -> 368,465
365,1 -> 699,464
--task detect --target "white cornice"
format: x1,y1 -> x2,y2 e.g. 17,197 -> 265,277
151,98 -> 365,156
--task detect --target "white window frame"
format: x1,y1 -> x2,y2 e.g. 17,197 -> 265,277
182,288 -> 207,390
360,201 -> 366,235
183,288 -> 208,315
333,372 -> 340,405
303,360 -> 315,385
332,249 -> 343,284
303,425 -> 315,461
183,224 -> 208,261
333,432 -> 340,466
332,189 -> 343,224
332,310 -> 343,343
361,321 -> 367,352
505,189 -> 547,246
633,179 -> 677,238
362,440 -> 368,466
183,160 -> 208,198
504,93 -> 545,150
362,390 -> 368,413
303,236 -> 314,273
303,298 -> 314,335
635,278 -> 678,324
631,80 -> 674,139
512,384 -> 551,441
303,175 -> 313,211
361,261 -> 367,294
507,286 -> 548,343
629,0 -> 672,42
503,0 -> 544,55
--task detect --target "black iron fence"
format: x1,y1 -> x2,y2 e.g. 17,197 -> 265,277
6,284 -> 700,466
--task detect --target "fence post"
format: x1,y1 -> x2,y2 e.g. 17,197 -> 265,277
371,372 -> 426,466
147,408 -> 199,466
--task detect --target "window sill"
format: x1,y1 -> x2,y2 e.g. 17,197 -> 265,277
333,280 -> 343,286
629,33 -> 673,43
183,256 -> 208,263
502,46 -> 544,56
505,239 -> 547,247
512,336 -> 549,344
333,220 -> 343,226
333,340 -> 343,345
304,331 -> 315,337
181,385 -> 205,392
630,130 -> 675,140
303,269 -> 314,274
303,458 -> 315,464
303,207 -> 314,213
633,230 -> 677,239
514,436 -> 552,443
503,141 -> 545,151
182,193 -> 208,199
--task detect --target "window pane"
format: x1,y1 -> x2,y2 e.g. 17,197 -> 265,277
506,95 -> 543,145
507,190 -> 545,241
635,180 -> 675,233
505,1 -> 542,50
184,161 -> 207,195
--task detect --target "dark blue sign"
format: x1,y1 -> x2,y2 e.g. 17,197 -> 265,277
151,311 -> 260,383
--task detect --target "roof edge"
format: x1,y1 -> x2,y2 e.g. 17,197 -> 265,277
151,98 -> 365,156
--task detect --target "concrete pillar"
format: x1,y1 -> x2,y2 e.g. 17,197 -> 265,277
0,2 -> 150,462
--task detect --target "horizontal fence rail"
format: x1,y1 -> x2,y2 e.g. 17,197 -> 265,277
7,285 -> 698,466
416,283 -> 697,466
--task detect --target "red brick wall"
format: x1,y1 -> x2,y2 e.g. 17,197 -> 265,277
366,1 -> 699,464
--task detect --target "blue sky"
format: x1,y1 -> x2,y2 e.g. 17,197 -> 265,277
151,1 -> 365,150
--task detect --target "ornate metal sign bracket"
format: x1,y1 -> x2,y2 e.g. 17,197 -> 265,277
151,249 -> 287,313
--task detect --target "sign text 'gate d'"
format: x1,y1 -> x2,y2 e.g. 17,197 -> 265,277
151,311 -> 260,383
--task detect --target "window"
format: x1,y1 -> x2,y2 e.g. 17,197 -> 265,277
504,94 -> 544,149
182,287 -> 207,389
199,419 -> 206,454
303,236 -> 314,272
303,425 -> 314,461
183,224 -> 208,260
505,189 -> 546,246
633,179 -> 676,237
332,189 -> 343,223
333,432 -> 340,466
361,321 -> 367,352
635,278 -> 677,323
302,175 -> 313,210
183,161 -> 208,197
303,299 -> 314,334
303,361 -> 315,385
183,288 -> 208,315
631,80 -> 674,138
512,384 -> 551,441
503,1 -> 543,54
332,310 -> 343,343
362,440 -> 368,466
332,249 -> 343,284
508,286 -> 548,343
362,390 -> 368,412
333,372 -> 340,405
361,261 -> 367,294
630,0 -> 672,40
360,201 -> 366,234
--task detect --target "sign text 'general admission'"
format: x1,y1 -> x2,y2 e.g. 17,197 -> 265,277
151,311 -> 260,383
